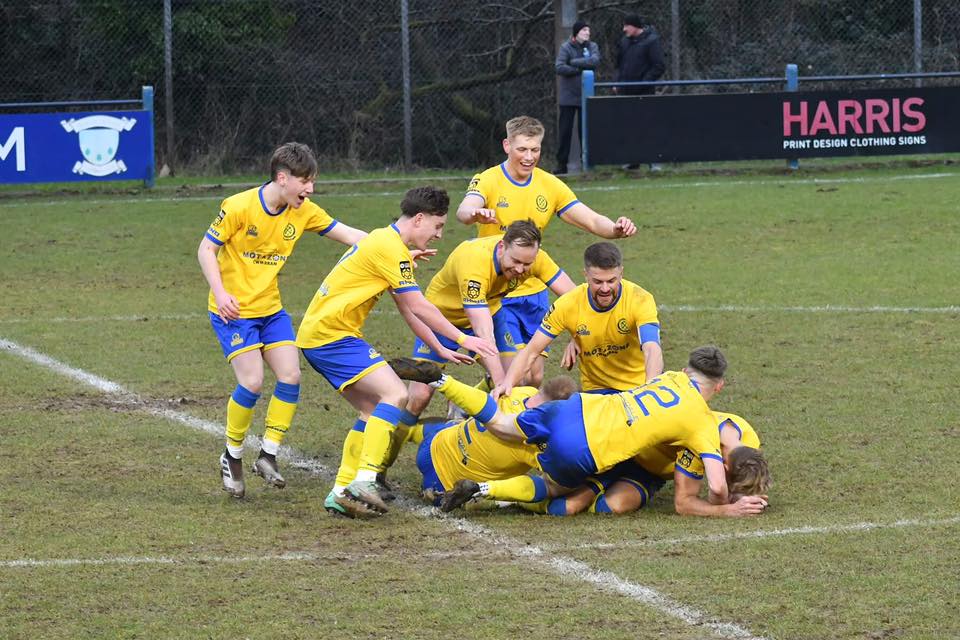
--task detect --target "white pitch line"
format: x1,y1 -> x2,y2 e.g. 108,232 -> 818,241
560,515 -> 960,552
0,335 -> 763,640
0,171 -> 956,209
1,302 -> 957,326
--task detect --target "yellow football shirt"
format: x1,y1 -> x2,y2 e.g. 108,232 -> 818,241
296,224 -> 419,349
424,235 -> 564,328
579,371 -> 721,474
466,164 -> 578,297
675,412 -> 761,480
204,184 -> 337,317
539,280 -> 659,391
431,387 -> 542,490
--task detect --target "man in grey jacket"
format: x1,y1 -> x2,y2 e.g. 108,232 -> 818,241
554,20 -> 600,175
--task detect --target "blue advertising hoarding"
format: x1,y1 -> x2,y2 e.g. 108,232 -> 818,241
0,110 -> 154,184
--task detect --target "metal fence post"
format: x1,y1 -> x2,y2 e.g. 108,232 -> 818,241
400,0 -> 413,168
142,85 -> 156,188
914,0 -> 923,88
785,63 -> 798,171
580,69 -> 593,171
163,0 -> 174,173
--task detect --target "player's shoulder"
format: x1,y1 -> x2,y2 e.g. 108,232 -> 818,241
715,411 -> 760,446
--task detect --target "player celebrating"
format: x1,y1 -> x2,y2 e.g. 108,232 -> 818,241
295,186 -> 497,518
199,142 -> 367,499
498,241 -> 662,397
456,116 -> 637,385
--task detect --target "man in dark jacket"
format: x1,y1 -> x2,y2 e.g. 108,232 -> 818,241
554,20 -> 600,175
615,14 -> 665,96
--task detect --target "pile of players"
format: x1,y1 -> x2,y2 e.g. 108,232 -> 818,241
199,116 -> 771,519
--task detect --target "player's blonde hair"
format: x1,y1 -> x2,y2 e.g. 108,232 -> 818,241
505,116 -> 545,140
270,142 -> 317,180
541,375 -> 578,401
727,447 -> 771,497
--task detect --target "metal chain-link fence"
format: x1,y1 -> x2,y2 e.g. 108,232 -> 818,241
2,0 -> 958,172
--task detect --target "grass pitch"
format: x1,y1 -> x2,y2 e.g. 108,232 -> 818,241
1,161 -> 959,639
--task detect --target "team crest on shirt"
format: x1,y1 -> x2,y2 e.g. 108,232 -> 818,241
399,260 -> 413,281
212,210 -> 226,227
246,225 -> 259,237
496,196 -> 509,208
466,280 -> 482,300
678,449 -> 695,469
507,278 -> 520,290
282,223 -> 296,240
535,195 -> 548,213
576,324 -> 590,336
617,319 -> 630,334
230,333 -> 243,347
368,347 -> 381,359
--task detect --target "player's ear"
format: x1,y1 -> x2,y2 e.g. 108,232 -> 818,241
502,138 -> 511,155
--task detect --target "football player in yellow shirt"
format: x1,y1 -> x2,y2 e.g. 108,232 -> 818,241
497,241 -> 662,396
403,220 -> 575,428
393,346 -> 732,512
547,411 -> 770,517
455,116 -> 638,386
198,142 -> 368,499
295,186 -> 498,518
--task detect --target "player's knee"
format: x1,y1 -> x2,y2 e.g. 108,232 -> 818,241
277,367 -> 301,386
605,492 -> 640,514
238,375 -> 264,395
381,386 -> 409,409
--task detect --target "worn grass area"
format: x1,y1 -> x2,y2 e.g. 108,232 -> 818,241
2,163 -> 959,639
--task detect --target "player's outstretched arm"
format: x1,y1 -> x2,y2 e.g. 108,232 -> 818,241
641,341 -> 664,382
498,330 -> 554,398
392,292 -> 473,365
397,289 -> 498,359
464,307 -> 506,385
323,222 -> 367,246
561,202 -> 637,238
455,193 -> 497,226
197,237 -> 239,322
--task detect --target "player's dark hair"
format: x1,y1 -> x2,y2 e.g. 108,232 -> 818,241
688,345 -> 727,380
502,220 -> 541,248
727,447 -> 771,497
270,142 -> 317,180
540,375 -> 578,401
583,242 -> 622,270
505,115 -> 545,140
400,186 -> 450,218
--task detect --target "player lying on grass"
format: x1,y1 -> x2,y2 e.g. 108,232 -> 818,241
539,411 -> 770,517
391,345 -> 734,513
294,186 -> 498,518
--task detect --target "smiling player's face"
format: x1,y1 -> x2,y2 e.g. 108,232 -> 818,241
503,134 -> 542,180
584,265 -> 623,309
278,172 -> 315,208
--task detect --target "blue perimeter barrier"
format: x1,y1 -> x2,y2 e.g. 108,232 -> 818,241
0,86 -> 155,188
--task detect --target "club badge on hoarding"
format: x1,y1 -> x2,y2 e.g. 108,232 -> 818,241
61,115 -> 137,176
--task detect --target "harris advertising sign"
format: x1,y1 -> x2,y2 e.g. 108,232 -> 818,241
586,87 -> 960,164
0,110 -> 153,184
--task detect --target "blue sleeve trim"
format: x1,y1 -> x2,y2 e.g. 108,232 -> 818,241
392,285 -> 421,294
476,396 -> 498,424
556,199 -> 580,216
639,323 -> 661,345
545,270 -> 563,286
462,303 -> 489,309
536,326 -> 558,339
675,466 -> 703,480
205,232 -> 224,246
700,452 -> 723,462
318,219 -> 338,236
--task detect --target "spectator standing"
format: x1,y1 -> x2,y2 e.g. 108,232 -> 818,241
554,20 -> 600,175
615,14 -> 665,96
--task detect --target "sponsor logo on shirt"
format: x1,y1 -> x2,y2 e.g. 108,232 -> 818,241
496,196 -> 509,208
212,210 -> 226,226
678,449 -> 695,469
583,343 -> 629,357
246,225 -> 259,237
242,251 -> 288,266
576,324 -> 590,336
466,280 -> 482,300
399,260 -> 413,281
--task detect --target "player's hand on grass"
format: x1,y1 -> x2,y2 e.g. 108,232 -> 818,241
561,340 -> 580,370
214,291 -> 240,322
469,208 -> 498,225
613,216 -> 636,238
727,494 -> 769,517
462,335 -> 498,359
410,248 -> 437,265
